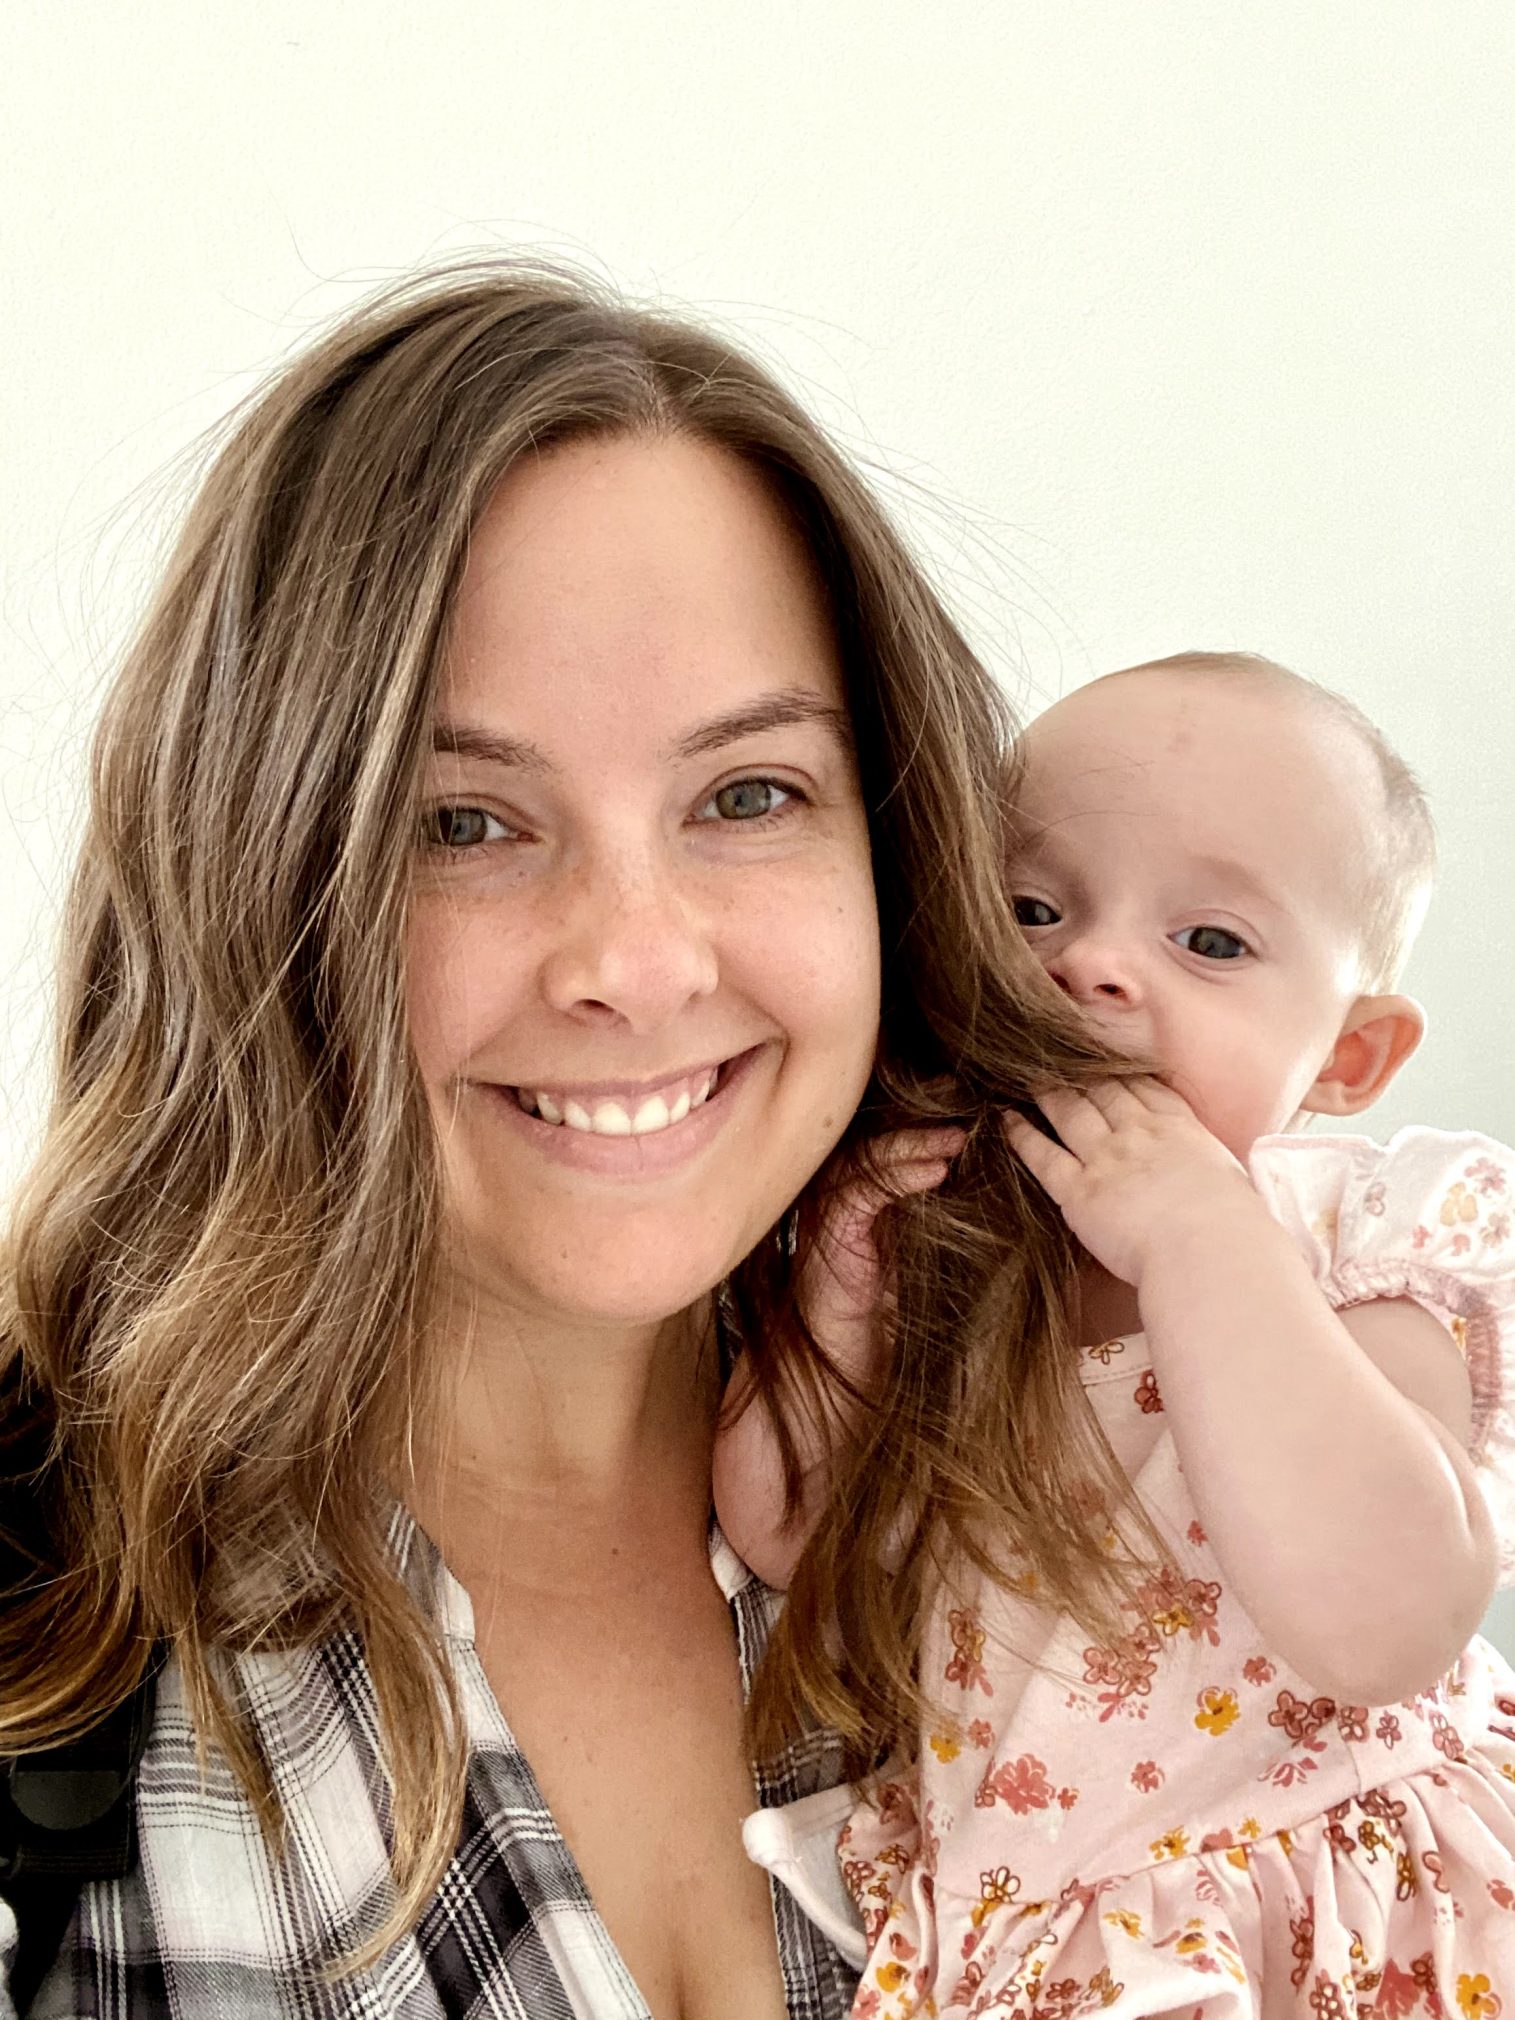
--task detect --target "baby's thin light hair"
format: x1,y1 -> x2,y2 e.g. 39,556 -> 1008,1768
1111,651 -> 1436,992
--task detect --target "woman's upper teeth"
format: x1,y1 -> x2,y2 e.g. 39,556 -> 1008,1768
516,1067 -> 720,1136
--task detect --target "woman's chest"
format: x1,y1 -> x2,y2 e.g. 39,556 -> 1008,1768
470,1548 -> 789,2020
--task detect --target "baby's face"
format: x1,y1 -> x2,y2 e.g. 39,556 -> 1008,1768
1009,670 -> 1382,1159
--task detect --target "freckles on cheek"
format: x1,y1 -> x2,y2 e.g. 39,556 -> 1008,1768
406,906 -> 496,1078
767,884 -> 882,1044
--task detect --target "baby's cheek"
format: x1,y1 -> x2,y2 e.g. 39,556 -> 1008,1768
1193,1066 -> 1296,1162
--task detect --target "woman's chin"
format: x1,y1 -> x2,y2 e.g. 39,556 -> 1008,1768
441,1217 -> 745,1335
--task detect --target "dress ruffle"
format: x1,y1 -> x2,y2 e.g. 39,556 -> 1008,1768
850,1742 -> 1515,2018
1249,1129 -> 1515,1579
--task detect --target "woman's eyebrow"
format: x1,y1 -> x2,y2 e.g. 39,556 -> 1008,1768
430,688 -> 852,774
431,723 -> 552,772
671,687 -> 853,761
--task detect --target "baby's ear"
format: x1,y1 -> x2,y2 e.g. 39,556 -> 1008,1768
1299,995 -> 1426,1117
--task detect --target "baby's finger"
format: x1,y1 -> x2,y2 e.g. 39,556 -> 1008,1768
875,1125 -> 970,1161
887,1157 -> 954,1199
1082,1080 -> 1135,1123
857,1128 -> 966,1194
1032,1085 -> 1112,1156
1124,1075 -> 1197,1117
827,1132 -> 966,1231
1085,1078 -> 1155,1126
1002,1111 -> 1082,1201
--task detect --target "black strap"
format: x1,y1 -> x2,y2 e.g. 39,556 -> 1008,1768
1,1651 -> 162,2014
2,1873 -> 89,2018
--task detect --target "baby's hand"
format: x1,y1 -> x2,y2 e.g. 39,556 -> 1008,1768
1003,1078 -> 1257,1288
801,1127 -> 966,1375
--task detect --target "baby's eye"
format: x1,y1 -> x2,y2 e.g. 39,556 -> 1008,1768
1012,896 -> 1061,929
1173,924 -> 1250,961
696,778 -> 797,822
421,806 -> 513,850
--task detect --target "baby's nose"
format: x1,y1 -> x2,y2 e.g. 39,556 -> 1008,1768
1044,939 -> 1143,1007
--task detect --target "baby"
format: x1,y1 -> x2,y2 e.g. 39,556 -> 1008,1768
719,653 -> 1515,2019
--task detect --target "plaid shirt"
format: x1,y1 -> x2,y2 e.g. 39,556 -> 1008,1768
4,1512 -> 859,2019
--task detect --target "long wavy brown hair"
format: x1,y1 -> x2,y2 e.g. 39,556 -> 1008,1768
1,258 -> 1142,1960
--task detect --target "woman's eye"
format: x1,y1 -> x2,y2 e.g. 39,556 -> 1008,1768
1173,924 -> 1250,961
699,778 -> 796,823
1012,896 -> 1061,929
421,806 -> 511,850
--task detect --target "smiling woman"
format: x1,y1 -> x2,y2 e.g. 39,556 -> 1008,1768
407,437 -> 880,1331
0,260 -> 1123,2019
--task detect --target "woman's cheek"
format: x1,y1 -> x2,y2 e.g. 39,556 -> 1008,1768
743,863 -> 881,1080
405,895 -> 524,1086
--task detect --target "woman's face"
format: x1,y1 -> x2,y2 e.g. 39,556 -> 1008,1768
407,433 -> 881,1330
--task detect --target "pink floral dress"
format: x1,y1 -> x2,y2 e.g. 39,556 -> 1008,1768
744,1129 -> 1515,2019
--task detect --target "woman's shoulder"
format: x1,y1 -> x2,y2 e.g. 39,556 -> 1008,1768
0,1633 -> 398,2017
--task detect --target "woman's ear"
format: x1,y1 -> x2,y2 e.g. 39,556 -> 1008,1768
1299,994 -> 1426,1117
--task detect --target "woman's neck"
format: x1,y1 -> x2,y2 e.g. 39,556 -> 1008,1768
400,1280 -> 722,1559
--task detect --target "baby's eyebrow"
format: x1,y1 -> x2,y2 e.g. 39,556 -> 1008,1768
1186,853 -> 1289,914
1004,815 -> 1070,863
1004,832 -> 1291,919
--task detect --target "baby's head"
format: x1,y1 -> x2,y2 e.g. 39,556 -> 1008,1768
1008,651 -> 1434,1159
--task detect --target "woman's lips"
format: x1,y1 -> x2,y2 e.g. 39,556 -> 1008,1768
481,1047 -> 763,1174
511,1062 -> 723,1137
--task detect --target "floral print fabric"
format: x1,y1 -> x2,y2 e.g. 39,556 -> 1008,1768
834,1129 -> 1515,2018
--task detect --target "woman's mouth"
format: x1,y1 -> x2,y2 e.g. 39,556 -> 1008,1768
507,1058 -> 736,1139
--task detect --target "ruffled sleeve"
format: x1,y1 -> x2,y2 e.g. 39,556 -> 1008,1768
1249,1127 -> 1515,1578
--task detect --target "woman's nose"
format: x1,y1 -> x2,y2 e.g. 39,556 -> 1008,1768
1043,936 -> 1144,1007
539,852 -> 720,1032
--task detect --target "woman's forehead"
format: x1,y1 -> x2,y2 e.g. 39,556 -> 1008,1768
440,433 -> 847,740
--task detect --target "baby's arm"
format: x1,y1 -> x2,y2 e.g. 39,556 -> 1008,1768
712,1128 -> 963,1588
1006,1081 -> 1499,1705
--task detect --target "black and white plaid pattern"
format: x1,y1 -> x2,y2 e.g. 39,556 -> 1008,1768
4,1514 -> 859,2018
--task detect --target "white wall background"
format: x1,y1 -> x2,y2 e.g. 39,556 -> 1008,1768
3,2 -> 1512,1646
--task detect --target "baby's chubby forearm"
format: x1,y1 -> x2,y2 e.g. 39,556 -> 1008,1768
1005,1078 -> 1498,1705
1135,1182 -> 1495,1703
711,1367 -> 838,1589
712,1124 -> 965,1589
